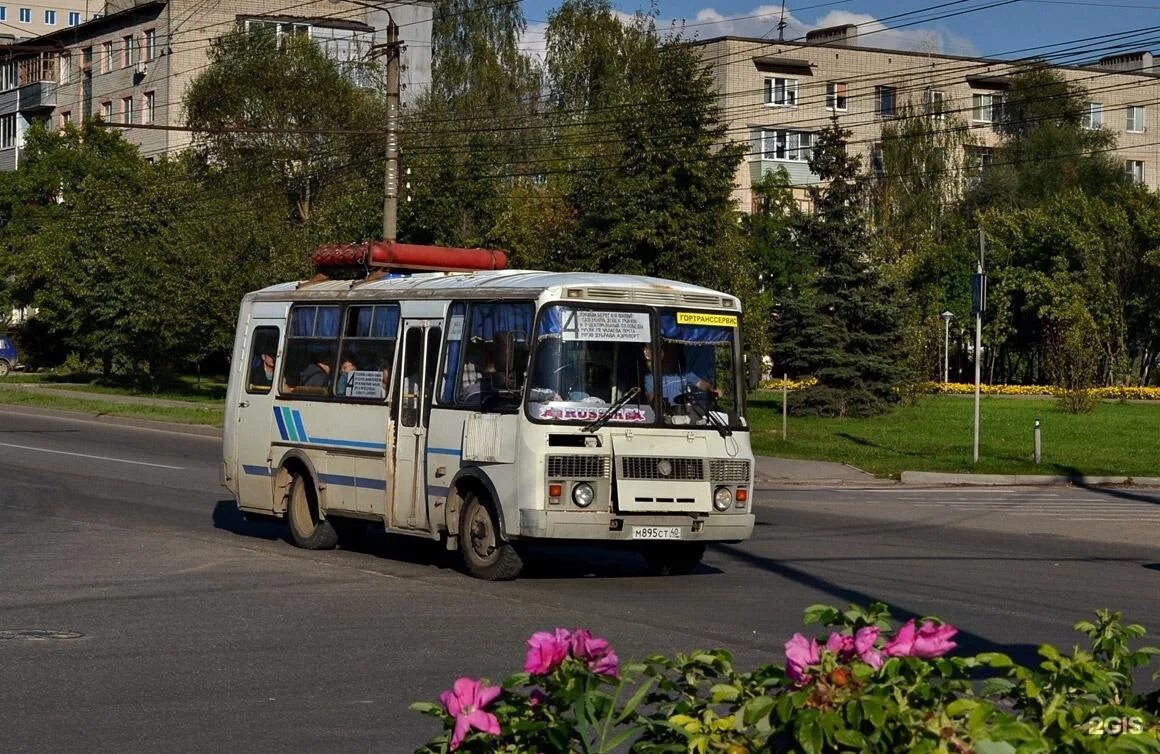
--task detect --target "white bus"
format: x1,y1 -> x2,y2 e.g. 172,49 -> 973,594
222,247 -> 755,579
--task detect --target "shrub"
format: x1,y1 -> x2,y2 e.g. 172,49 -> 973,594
413,604 -> 1159,753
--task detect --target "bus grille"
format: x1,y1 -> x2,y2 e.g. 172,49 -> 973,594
620,457 -> 705,480
709,459 -> 751,483
547,455 -> 608,479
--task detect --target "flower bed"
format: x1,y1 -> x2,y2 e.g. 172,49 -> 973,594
414,604 -> 1159,753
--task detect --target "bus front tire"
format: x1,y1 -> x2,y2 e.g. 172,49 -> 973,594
459,492 -> 523,581
641,543 -> 705,576
287,472 -> 338,550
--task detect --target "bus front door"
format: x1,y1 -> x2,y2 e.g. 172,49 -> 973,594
390,319 -> 442,531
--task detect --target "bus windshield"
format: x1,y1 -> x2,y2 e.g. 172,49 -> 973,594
526,305 -> 745,429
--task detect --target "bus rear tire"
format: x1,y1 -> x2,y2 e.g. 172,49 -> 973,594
287,472 -> 338,550
642,543 -> 705,575
459,491 -> 523,581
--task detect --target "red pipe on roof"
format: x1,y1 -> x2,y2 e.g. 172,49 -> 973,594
311,241 -> 508,272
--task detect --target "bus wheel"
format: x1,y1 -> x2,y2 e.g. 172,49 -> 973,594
641,543 -> 705,576
287,472 -> 338,550
459,491 -> 523,581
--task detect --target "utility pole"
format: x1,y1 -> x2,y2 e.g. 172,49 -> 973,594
972,229 -> 987,464
382,17 -> 401,241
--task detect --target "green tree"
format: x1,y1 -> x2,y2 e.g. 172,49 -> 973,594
400,0 -> 543,247
184,29 -> 386,226
772,119 -> 907,417
965,62 -> 1127,211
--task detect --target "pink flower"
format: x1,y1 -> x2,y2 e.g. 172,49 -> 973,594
855,626 -> 884,669
571,629 -> 621,677
525,628 -> 572,674
784,632 -> 821,682
825,631 -> 855,659
438,677 -> 502,751
885,619 -> 958,659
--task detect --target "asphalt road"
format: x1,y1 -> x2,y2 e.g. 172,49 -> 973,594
1,407 -> 1157,752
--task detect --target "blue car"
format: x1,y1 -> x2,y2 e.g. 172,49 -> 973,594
0,335 -> 18,376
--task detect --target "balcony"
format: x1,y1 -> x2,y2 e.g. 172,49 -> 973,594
17,56 -> 58,114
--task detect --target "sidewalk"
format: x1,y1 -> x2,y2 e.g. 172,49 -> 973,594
753,456 -> 889,488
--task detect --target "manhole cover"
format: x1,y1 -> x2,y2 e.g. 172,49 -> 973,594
0,629 -> 84,641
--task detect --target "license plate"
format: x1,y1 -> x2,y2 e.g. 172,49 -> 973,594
631,526 -> 682,540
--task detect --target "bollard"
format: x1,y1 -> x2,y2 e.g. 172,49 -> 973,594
1034,419 -> 1041,464
782,373 -> 788,440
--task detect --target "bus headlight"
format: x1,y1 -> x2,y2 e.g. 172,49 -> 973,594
572,482 -> 595,508
713,486 -> 732,511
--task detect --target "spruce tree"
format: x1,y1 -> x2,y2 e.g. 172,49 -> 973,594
772,120 -> 907,417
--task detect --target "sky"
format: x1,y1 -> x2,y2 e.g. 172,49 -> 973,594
518,0 -> 1160,66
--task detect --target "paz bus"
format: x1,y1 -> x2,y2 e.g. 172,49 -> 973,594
222,242 -> 755,580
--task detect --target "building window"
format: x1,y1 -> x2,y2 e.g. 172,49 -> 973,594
1125,160 -> 1144,184
68,10 -> 79,25
143,91 -> 154,124
18,7 -> 29,23
925,89 -> 946,120
972,93 -> 1001,123
764,77 -> 797,107
875,85 -> 896,117
966,146 -> 996,176
44,9 -> 54,24
870,143 -> 885,180
59,111 -> 71,128
1,114 -> 16,148
59,52 -> 70,84
760,129 -> 814,161
122,35 -> 137,67
144,29 -> 156,60
0,61 -> 13,90
826,82 -> 847,111
1126,105 -> 1145,133
121,96 -> 133,124
100,101 -> 112,120
101,41 -> 112,72
1083,102 -> 1103,129
0,8 -> 7,21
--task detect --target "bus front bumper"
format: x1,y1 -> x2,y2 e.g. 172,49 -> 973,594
517,509 -> 755,542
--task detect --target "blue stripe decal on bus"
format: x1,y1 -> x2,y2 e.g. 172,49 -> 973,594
272,408 -> 289,441
427,447 -> 462,457
310,437 -> 387,450
426,485 -> 450,498
281,406 -> 299,442
243,464 -> 274,477
319,473 -> 388,490
292,410 -> 308,443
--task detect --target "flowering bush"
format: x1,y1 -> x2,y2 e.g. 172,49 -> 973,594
756,379 -> 1160,401
414,604 -> 1159,753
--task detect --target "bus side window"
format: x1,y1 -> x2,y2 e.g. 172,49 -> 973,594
246,326 -> 281,394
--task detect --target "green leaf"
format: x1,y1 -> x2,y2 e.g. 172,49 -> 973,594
408,701 -> 444,715
710,684 -> 739,703
614,678 -> 655,725
833,728 -> 867,748
797,721 -> 824,754
973,743 -> 1017,754
981,678 -> 1017,697
741,695 -> 775,726
946,699 -> 978,717
977,652 -> 1015,668
803,604 -> 841,627
861,698 -> 887,728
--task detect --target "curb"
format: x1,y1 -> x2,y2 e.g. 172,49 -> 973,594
899,470 -> 1160,487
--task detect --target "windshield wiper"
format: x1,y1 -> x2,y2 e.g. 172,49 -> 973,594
702,405 -> 733,437
582,387 -> 641,434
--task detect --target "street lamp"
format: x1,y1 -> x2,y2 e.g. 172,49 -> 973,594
940,311 -> 954,383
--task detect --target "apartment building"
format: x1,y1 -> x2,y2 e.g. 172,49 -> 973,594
0,0 -> 98,41
0,0 -> 432,170
696,26 -> 1160,212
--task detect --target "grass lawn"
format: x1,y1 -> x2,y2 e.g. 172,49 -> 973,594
3,371 -> 226,402
748,393 -> 1160,479
0,385 -> 224,427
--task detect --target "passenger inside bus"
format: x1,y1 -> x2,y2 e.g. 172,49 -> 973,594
641,344 -> 715,404
298,358 -> 332,389
336,355 -> 358,396
250,348 -> 276,389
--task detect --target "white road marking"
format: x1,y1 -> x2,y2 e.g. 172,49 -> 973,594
0,441 -> 185,470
